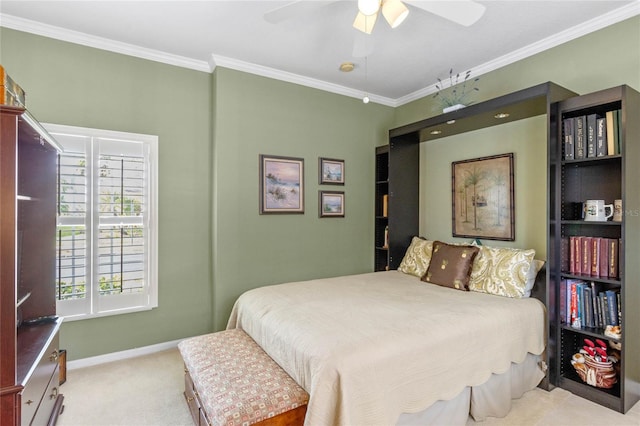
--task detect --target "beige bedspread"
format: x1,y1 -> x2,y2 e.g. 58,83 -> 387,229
227,271 -> 546,426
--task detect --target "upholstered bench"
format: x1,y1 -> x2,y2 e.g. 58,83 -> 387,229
178,328 -> 309,426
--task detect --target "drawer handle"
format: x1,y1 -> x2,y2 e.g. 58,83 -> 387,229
49,350 -> 59,363
25,400 -> 34,406
50,387 -> 59,400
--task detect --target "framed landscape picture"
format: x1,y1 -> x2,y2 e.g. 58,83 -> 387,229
318,157 -> 345,185
452,153 -> 514,241
319,191 -> 344,218
259,154 -> 304,214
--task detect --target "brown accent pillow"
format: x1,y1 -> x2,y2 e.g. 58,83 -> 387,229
421,241 -> 479,291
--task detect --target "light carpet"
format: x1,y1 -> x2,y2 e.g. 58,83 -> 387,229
56,348 -> 640,426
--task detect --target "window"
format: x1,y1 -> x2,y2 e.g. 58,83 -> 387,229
46,123 -> 158,320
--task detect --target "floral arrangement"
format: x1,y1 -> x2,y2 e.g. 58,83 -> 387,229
433,69 -> 480,109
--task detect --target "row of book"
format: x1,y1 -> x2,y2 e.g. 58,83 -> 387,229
568,236 -> 619,279
563,109 -> 622,160
561,279 -> 621,330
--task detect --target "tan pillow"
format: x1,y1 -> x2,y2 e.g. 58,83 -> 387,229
421,241 -> 479,291
398,237 -> 434,277
468,246 -> 536,298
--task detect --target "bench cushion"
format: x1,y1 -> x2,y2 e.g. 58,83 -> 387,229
178,329 -> 308,426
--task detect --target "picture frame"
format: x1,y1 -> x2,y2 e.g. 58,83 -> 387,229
259,154 -> 304,214
452,153 -> 515,241
319,191 -> 344,218
318,157 -> 345,185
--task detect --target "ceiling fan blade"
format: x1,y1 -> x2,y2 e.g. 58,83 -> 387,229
406,0 -> 486,26
264,1 -> 332,24
353,10 -> 378,34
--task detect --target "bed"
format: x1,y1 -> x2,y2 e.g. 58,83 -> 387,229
226,240 -> 547,425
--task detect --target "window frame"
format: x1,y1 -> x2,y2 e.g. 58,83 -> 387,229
46,123 -> 158,321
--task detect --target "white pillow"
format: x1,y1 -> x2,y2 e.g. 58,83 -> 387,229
524,259 -> 545,298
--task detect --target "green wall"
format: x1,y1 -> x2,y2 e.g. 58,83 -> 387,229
1,29 -> 214,359
394,16 -> 640,258
1,15 -> 638,358
211,68 -> 395,330
0,28 -> 395,356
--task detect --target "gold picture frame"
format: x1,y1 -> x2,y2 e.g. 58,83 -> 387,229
452,153 -> 514,241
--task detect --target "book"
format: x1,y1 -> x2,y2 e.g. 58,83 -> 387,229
590,237 -> 600,277
590,282 -> 599,328
574,115 -> 586,159
570,280 -> 580,328
583,286 -> 593,328
599,292 -> 607,328
606,110 -> 616,155
615,109 -> 622,154
574,236 -> 582,275
563,117 -> 575,160
569,236 -> 576,274
592,286 -> 602,328
586,114 -> 597,158
613,109 -> 620,155
609,238 -> 618,278
596,117 -> 607,157
617,292 -> 622,326
382,194 -> 388,217
605,289 -> 618,326
577,282 -> 585,327
581,237 -> 592,276
598,237 -> 609,278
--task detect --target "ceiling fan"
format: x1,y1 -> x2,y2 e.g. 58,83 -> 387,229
264,1 -> 487,35
354,0 -> 485,34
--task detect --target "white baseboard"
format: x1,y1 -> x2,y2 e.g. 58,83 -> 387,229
67,339 -> 183,370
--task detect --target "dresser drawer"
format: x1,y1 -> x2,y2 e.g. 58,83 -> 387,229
21,333 -> 60,426
30,364 -> 62,426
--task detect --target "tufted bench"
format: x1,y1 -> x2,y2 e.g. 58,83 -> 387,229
178,328 -> 309,426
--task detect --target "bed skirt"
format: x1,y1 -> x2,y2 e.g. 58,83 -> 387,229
396,353 -> 544,425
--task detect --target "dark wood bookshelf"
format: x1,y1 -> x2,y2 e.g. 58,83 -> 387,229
548,85 -> 640,413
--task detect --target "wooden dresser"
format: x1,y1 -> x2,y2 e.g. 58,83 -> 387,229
1,103 -> 64,425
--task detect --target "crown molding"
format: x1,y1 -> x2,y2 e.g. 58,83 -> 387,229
2,1 -> 638,108
210,54 -> 397,107
396,1 -> 640,106
0,13 -> 211,73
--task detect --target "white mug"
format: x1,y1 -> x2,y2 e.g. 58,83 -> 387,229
584,199 -> 613,221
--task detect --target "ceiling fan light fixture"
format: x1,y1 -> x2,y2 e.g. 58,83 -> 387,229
382,0 -> 409,28
358,0 -> 381,16
353,11 -> 377,34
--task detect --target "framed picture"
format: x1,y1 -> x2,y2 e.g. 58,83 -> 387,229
318,157 -> 345,185
452,153 -> 514,241
259,154 -> 304,214
319,191 -> 344,218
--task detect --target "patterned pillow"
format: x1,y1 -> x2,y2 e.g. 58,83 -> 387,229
421,241 -> 479,291
397,236 -> 434,277
468,246 -> 537,298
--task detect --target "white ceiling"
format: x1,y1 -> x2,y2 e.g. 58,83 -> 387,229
1,1 -> 638,106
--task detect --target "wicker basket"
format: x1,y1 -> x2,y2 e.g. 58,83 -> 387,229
571,353 -> 617,389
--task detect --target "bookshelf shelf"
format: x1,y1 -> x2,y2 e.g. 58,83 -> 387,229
549,85 -> 640,413
560,220 -> 621,226
561,154 -> 621,165
559,324 -> 621,343
559,273 -> 621,285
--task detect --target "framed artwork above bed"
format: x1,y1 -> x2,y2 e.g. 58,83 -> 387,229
452,153 -> 515,241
